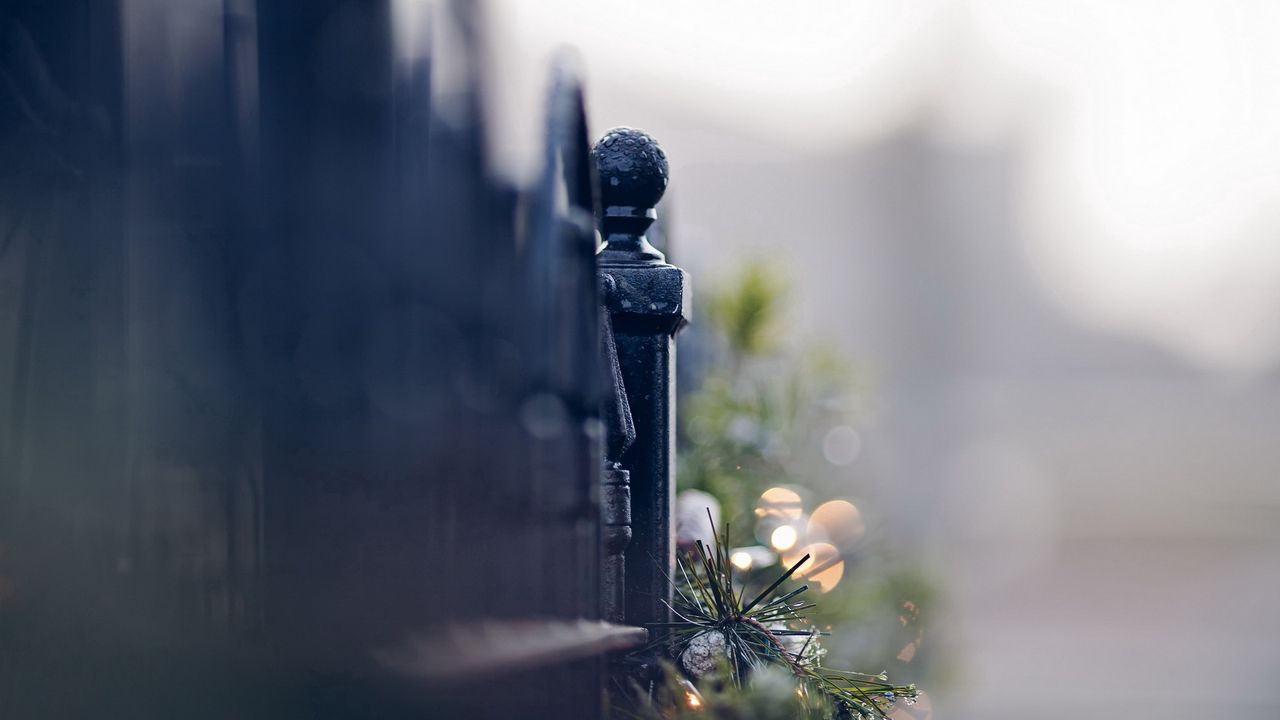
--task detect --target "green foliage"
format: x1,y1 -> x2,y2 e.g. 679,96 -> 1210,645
681,262 -> 863,533
705,261 -> 788,358
670,258 -> 941,711
623,522 -> 918,720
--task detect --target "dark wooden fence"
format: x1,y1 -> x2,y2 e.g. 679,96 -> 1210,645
0,2 -> 685,718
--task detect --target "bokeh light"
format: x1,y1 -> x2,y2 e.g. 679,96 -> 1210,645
793,542 -> 844,593
770,525 -> 799,552
728,546 -> 777,572
755,486 -> 804,521
821,425 -> 862,466
807,499 -> 866,549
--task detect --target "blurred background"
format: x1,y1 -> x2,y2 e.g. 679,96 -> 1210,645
481,1 -> 1280,718
4,1 -> 1280,717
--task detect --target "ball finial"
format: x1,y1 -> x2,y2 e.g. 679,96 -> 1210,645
593,127 -> 669,264
592,127 -> 669,211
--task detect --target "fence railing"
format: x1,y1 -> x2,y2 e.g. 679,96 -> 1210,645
0,3 -> 686,718
594,128 -> 691,648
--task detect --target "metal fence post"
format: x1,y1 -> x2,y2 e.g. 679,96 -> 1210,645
593,128 -> 690,641
599,287 -> 635,625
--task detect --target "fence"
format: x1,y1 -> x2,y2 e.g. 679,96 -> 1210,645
0,2 -> 685,718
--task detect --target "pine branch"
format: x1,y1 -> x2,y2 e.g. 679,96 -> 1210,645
646,513 -> 919,720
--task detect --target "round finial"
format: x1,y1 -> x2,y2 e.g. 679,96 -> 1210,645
592,127 -> 669,211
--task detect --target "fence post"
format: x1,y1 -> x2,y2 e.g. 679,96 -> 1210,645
599,287 -> 635,625
594,128 -> 689,644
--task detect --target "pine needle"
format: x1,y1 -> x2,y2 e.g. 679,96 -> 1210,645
644,512 -> 919,719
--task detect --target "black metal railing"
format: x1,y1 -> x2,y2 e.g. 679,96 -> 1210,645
0,3 -> 687,718
593,128 -> 690,641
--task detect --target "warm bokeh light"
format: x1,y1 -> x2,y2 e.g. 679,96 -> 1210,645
755,486 -> 804,521
792,542 -> 843,593
769,525 -> 799,552
807,499 -> 866,549
779,545 -> 807,572
728,545 -> 778,572
680,677 -> 705,710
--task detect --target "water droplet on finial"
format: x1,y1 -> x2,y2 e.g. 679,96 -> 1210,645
593,127 -> 670,264
592,127 -> 669,211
